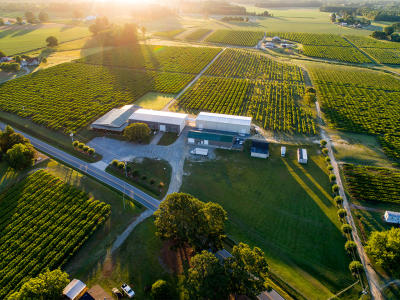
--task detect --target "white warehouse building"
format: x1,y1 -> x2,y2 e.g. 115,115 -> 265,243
128,109 -> 188,134
195,112 -> 252,134
384,211 -> 400,224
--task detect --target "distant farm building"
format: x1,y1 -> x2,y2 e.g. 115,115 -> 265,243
250,140 -> 269,159
384,211 -> 400,224
63,279 -> 87,300
265,42 -> 275,48
297,148 -> 308,164
91,105 -> 138,132
188,130 -> 235,149
281,146 -> 286,157
272,36 -> 281,43
128,109 -> 188,134
195,112 -> 251,135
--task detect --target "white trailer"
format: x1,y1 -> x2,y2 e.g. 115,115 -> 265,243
281,146 -> 286,157
190,148 -> 209,156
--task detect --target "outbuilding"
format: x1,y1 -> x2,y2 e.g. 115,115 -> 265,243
63,279 -> 88,300
128,109 -> 188,134
188,130 -> 235,148
250,140 -> 269,159
384,211 -> 400,224
91,105 -> 138,133
272,36 -> 281,43
195,112 -> 251,135
297,148 -> 308,164
281,146 -> 286,157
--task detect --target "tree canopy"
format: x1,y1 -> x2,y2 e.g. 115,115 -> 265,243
124,122 -> 151,143
154,193 -> 227,251
9,269 -> 69,299
46,36 -> 58,47
39,11 -> 49,23
6,143 -> 36,170
151,279 -> 171,300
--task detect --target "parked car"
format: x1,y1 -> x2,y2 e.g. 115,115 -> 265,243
121,283 -> 135,298
112,287 -> 123,298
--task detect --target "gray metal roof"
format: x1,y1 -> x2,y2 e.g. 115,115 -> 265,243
197,112 -> 252,126
129,109 -> 188,126
92,105 -> 137,128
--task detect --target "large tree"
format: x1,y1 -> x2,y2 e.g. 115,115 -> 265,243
366,228 -> 400,272
154,193 -> 227,251
38,11 -> 49,23
25,11 -> 35,23
6,143 -> 36,170
224,243 -> 269,298
124,122 -> 151,143
186,251 -> 230,300
0,125 -> 30,153
9,269 -> 69,299
151,279 -> 171,300
46,36 -> 58,47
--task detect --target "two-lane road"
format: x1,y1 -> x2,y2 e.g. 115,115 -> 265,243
0,123 -> 160,212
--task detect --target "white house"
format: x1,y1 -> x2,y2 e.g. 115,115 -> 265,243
196,112 -> 252,135
384,211 -> 400,224
297,148 -> 308,164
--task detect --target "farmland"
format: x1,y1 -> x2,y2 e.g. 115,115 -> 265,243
184,29 -> 211,41
0,170 -> 111,299
153,29 -> 186,39
267,32 -> 351,46
79,45 -> 221,74
343,164 -> 400,205
302,45 -> 371,63
307,63 -> 400,159
205,30 -> 264,46
0,24 -> 90,55
180,146 -> 354,299
0,63 -> 194,133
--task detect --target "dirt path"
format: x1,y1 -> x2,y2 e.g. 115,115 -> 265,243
351,204 -> 384,213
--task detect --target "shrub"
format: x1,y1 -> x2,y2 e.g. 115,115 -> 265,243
334,196 -> 343,206
329,174 -> 336,182
320,140 -> 327,147
83,145 -> 89,152
132,170 -> 139,177
322,148 -> 328,155
72,141 -> 79,147
349,261 -> 363,276
150,178 -> 156,185
111,159 -> 119,167
151,279 -> 170,300
77,142 -> 85,149
327,164 -> 333,171
88,148 -> 95,155
332,184 -> 339,193
337,208 -> 347,219
325,156 -> 331,163
141,175 -> 147,180
117,162 -> 125,169
345,240 -> 357,254
124,123 -> 151,143
341,224 -> 352,234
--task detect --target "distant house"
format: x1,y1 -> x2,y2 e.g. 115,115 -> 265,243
0,57 -> 12,63
384,211 -> 400,224
281,146 -> 286,157
21,57 -> 40,67
4,21 -> 11,25
272,36 -> 281,43
63,279 -> 88,300
85,15 -> 97,21
281,43 -> 294,48
297,148 -> 308,164
250,140 -> 269,159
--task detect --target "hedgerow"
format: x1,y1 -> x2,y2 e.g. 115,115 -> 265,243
205,30 -> 264,46
0,170 -> 111,299
0,63 -> 194,133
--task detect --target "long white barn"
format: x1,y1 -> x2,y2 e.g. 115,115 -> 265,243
195,112 -> 252,134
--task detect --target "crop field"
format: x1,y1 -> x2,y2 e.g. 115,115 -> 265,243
308,64 -> 400,159
343,164 -> 400,205
205,49 -> 304,81
181,146 -> 354,299
0,63 -> 194,133
0,24 -> 90,55
184,29 -> 211,41
153,29 -> 186,39
302,45 -> 371,63
267,32 -> 350,46
205,30 -> 264,46
359,48 -> 400,64
79,45 -> 220,74
345,35 -> 400,49
0,170 -> 110,299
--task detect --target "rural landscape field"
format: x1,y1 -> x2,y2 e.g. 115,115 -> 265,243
1,0 -> 400,299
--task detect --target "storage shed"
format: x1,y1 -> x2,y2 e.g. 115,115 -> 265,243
63,279 -> 87,300
91,105 -> 138,132
384,211 -> 400,224
188,130 -> 234,148
250,140 -> 269,159
196,112 -> 251,135
297,148 -> 308,164
281,146 -> 286,157
128,109 -> 188,134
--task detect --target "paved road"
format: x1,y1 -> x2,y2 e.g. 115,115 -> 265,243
314,102 -> 383,300
0,123 -> 160,212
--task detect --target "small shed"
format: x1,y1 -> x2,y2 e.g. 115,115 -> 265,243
281,146 -> 286,157
63,279 -> 87,300
250,140 -> 269,159
129,109 -> 188,134
384,211 -> 400,224
297,148 -> 308,164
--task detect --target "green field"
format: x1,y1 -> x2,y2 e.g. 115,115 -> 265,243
0,24 -> 90,55
180,146 -> 354,299
184,28 -> 211,41
0,170 -> 111,298
134,92 -> 175,110
205,30 -> 264,46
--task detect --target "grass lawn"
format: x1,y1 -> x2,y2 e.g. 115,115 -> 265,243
180,144 -> 356,299
82,217 -> 174,299
107,158 -> 172,200
134,92 -> 176,110
157,132 -> 179,146
0,23 -> 90,55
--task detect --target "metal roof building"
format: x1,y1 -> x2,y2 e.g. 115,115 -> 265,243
63,279 -> 87,300
91,105 -> 138,132
384,211 -> 400,224
196,112 -> 252,134
297,148 -> 308,164
250,140 -> 269,159
128,109 -> 188,134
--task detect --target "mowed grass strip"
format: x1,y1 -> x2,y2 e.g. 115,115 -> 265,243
0,24 -> 90,55
180,145 -> 353,299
